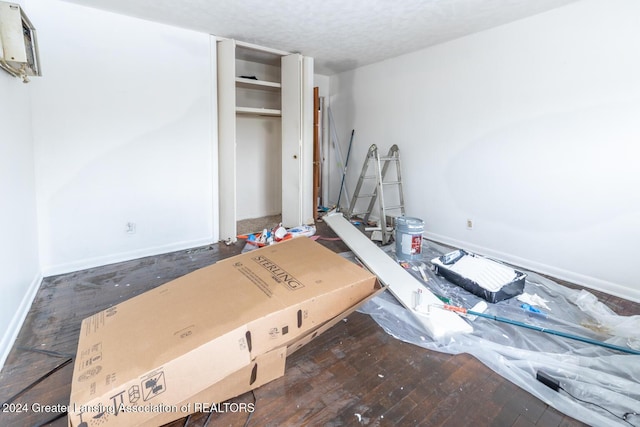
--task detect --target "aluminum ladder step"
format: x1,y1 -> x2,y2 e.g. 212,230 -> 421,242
346,143 -> 406,245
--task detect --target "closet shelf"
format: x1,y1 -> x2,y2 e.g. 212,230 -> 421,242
235,106 -> 281,116
236,77 -> 281,91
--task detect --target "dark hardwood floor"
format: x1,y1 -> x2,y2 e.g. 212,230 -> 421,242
1,220 -> 636,426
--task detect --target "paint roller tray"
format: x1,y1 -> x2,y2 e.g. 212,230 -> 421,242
431,250 -> 526,303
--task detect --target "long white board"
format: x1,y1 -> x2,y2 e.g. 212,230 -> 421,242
324,212 -> 472,339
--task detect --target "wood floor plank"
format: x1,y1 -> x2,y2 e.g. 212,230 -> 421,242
3,220 -> 636,426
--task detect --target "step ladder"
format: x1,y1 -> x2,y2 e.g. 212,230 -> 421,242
347,144 -> 405,244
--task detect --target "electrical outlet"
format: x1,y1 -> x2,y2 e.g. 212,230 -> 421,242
126,222 -> 136,234
466,219 -> 474,230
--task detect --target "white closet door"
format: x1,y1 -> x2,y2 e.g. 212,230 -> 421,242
281,54 -> 302,227
217,39 -> 237,241
281,54 -> 314,227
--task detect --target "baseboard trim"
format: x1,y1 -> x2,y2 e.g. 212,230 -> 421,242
427,232 -> 640,304
0,271 -> 43,371
42,237 -> 215,277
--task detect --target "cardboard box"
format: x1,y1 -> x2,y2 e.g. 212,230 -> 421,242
145,285 -> 385,426
68,237 -> 378,427
149,282 -> 385,427
286,283 -> 385,356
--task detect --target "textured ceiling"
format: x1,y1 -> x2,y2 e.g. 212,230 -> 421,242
62,0 -> 579,75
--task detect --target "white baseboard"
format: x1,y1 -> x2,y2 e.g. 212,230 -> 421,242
427,232 -> 640,304
42,237 -> 215,277
0,271 -> 43,371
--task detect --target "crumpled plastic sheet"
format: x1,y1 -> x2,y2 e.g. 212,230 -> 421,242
356,240 -> 640,427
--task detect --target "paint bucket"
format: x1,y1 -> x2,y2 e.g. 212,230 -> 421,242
395,217 -> 424,261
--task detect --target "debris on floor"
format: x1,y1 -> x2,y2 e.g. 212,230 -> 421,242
358,239 -> 640,427
238,223 -> 316,252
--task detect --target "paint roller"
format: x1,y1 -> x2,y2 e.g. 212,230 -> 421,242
429,302 -> 640,355
412,288 -> 489,321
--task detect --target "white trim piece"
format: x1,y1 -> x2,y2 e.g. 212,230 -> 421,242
324,212 -> 473,339
42,237 -> 214,277
0,272 -> 43,371
428,232 -> 640,304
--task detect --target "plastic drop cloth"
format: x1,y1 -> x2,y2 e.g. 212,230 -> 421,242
356,240 -> 640,427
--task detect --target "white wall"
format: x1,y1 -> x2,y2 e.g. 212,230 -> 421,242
236,115 -> 282,220
329,0 -> 640,302
0,0 -> 41,366
28,0 -> 216,274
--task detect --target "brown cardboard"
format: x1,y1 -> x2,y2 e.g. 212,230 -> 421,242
286,281 -> 385,356
147,281 -> 384,427
144,346 -> 287,427
68,237 -> 378,427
